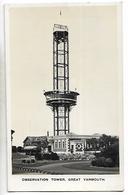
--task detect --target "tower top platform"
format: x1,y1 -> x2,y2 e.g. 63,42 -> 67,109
53,24 -> 68,32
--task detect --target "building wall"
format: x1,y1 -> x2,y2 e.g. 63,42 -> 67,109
52,138 -> 67,153
52,137 -> 86,154
69,140 -> 84,154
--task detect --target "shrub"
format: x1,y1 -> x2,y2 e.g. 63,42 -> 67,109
67,153 -> 74,160
81,154 -> 87,160
51,152 -> 59,160
31,159 -> 35,163
91,159 -> 97,166
104,158 -> 114,167
35,153 -> 42,160
42,152 -> 59,160
96,157 -> 106,167
58,153 -> 68,160
91,157 -> 106,167
12,146 -> 17,153
43,153 -> 51,160
17,146 -> 24,152
91,157 -> 115,167
100,142 -> 119,166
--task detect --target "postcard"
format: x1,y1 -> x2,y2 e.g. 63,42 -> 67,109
3,2 -> 123,191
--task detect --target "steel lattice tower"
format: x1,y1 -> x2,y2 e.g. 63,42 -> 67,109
44,24 -> 79,136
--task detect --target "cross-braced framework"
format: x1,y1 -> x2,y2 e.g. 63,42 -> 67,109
44,24 -> 79,136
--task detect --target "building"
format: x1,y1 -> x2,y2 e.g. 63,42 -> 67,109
23,133 -> 101,155
48,133 -> 101,154
23,136 -> 48,154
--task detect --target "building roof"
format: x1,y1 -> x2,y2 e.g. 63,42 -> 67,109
23,133 -> 102,144
23,136 -> 47,143
49,132 -> 101,139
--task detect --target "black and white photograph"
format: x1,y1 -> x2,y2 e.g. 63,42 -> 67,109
4,2 -> 123,191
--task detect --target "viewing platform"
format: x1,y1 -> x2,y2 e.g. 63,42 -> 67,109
44,90 -> 79,107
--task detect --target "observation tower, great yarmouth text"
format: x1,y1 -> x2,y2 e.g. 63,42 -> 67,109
44,24 -> 79,136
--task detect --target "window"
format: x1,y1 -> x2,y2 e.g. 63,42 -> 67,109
58,141 -> 61,148
62,141 -> 65,148
55,141 -> 58,148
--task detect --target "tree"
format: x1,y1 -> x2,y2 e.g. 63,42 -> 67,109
90,138 -> 98,150
93,135 -> 119,167
101,141 -> 119,166
35,139 -> 49,160
11,129 -> 15,143
99,134 -> 118,150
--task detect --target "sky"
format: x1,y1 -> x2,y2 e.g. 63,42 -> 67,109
7,4 -> 122,146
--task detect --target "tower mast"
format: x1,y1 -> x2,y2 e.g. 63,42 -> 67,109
44,24 -> 79,136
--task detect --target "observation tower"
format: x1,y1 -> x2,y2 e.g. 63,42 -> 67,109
44,24 -> 79,136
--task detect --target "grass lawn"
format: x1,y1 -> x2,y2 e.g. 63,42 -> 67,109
63,162 -> 119,173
